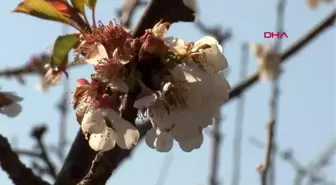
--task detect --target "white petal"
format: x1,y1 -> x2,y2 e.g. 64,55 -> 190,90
81,108 -> 106,134
145,127 -> 157,149
178,132 -> 203,152
154,130 -> 174,152
164,37 -> 187,56
193,36 -> 228,73
104,109 -> 140,149
88,127 -> 116,151
211,75 -> 230,103
171,64 -> 202,83
134,94 -> 157,109
85,43 -> 108,65
148,108 -> 175,130
250,42 -> 263,56
1,103 -> 22,118
255,44 -> 280,81
170,117 -> 200,142
109,78 -> 129,93
35,80 -> 50,92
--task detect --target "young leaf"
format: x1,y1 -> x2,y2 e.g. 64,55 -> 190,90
71,0 -> 85,15
51,34 -> 79,69
84,0 -> 97,10
13,0 -> 71,24
47,0 -> 73,18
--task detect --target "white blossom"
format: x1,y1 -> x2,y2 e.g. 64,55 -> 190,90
251,43 -> 281,81
177,131 -> 203,152
85,42 -> 109,65
192,36 -> 228,74
142,36 -> 230,152
134,93 -> 159,109
82,107 -> 140,151
164,37 -> 188,56
85,43 -> 129,93
145,127 -> 174,152
0,92 -> 23,118
36,64 -> 62,92
165,36 -> 228,74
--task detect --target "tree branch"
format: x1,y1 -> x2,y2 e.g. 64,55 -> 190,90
0,134 -> 50,185
117,0 -> 147,28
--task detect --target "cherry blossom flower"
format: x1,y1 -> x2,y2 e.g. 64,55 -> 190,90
84,42 -> 129,93
84,107 -> 140,151
0,92 -> 23,118
72,77 -> 140,151
139,36 -> 230,152
250,43 -> 281,81
70,21 -> 230,153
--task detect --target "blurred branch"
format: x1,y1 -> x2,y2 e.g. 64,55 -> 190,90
154,154 -> 174,185
267,1 -> 286,184
117,0 -> 147,28
14,149 -> 41,158
56,78 -> 70,160
0,55 -> 83,81
230,42 -> 249,185
209,114 -> 223,185
297,139 -> 336,185
30,125 -> 57,179
195,19 -> 232,45
249,136 -> 336,185
0,134 -> 50,185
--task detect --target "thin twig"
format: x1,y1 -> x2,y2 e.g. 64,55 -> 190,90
209,114 -> 222,185
57,77 -> 69,160
14,149 -> 41,158
264,1 -> 286,185
230,42 -> 249,185
297,139 -> 336,185
31,125 -> 57,179
0,134 -> 50,185
154,154 -> 174,185
195,19 -> 232,44
258,121 -> 275,185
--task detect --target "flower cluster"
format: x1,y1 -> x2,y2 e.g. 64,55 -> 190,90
0,91 -> 23,118
72,21 -> 230,152
251,43 -> 281,81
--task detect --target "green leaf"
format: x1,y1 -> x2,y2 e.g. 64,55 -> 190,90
84,0 -> 97,10
51,34 -> 79,69
71,0 -> 85,15
13,0 -> 70,24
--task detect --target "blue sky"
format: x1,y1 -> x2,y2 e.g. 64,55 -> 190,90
0,0 -> 335,185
